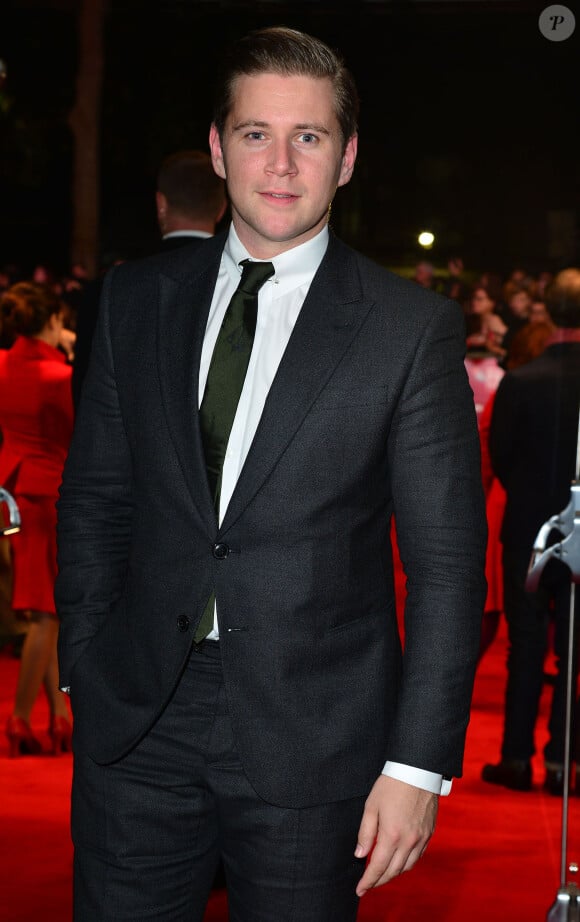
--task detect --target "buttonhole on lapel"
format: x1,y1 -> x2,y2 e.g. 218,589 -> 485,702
226,627 -> 248,632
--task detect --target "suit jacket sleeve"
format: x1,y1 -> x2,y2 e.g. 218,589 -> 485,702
386,297 -> 487,776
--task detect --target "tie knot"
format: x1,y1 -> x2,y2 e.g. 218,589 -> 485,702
238,259 -> 275,295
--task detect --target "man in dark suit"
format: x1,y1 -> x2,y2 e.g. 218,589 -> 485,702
483,268 -> 580,794
71,150 -> 227,410
56,27 -> 486,921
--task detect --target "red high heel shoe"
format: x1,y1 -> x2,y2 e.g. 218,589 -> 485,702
49,715 -> 73,755
5,716 -> 43,758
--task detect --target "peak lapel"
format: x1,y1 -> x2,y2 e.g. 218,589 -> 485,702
157,253 -> 221,532
220,241 -> 375,534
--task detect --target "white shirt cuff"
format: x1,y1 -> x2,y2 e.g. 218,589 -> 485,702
382,761 -> 452,796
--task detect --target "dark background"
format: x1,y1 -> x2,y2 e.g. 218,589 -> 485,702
1,0 -> 578,277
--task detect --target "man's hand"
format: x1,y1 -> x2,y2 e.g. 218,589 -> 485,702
354,774 -> 438,897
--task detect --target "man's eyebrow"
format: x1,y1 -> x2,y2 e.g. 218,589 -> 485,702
231,120 -> 269,131
296,124 -> 331,135
232,120 -> 331,135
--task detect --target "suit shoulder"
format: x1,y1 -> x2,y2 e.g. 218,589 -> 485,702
105,231 -> 226,290
332,236 -> 462,324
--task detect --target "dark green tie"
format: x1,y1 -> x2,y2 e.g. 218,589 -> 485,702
195,258 -> 275,642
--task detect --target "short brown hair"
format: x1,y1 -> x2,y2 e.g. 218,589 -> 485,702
545,268 -> 580,328
157,150 -> 226,221
212,26 -> 359,151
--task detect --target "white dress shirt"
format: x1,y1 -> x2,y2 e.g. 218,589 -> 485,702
198,223 -> 449,796
162,230 -> 213,241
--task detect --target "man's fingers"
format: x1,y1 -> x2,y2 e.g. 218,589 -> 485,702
354,775 -> 438,897
356,842 -> 400,895
356,831 -> 427,896
354,803 -> 379,858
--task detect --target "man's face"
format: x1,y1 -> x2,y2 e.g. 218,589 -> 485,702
209,73 -> 357,259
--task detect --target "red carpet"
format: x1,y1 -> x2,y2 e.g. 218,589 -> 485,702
1,619 -> 578,921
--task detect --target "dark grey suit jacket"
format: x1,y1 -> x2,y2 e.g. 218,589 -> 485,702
490,342 -> 580,551
72,235 -> 207,411
56,230 -> 486,808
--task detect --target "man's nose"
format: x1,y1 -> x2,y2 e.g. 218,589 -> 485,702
266,139 -> 297,175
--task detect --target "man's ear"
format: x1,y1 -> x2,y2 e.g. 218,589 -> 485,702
337,134 -> 358,188
155,191 -> 166,220
209,123 -> 226,180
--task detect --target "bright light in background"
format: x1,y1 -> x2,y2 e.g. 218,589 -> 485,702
418,231 -> 435,248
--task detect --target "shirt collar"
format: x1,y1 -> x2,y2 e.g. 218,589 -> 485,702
224,224 -> 329,298
163,230 -> 212,240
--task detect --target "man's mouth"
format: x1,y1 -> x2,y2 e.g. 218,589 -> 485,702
262,191 -> 298,201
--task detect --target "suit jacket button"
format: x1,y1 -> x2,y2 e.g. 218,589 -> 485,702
213,542 -> 230,560
176,615 -> 190,632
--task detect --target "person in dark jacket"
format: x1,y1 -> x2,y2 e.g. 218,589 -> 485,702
483,268 -> 580,794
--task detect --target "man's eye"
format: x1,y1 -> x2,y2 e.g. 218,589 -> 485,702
247,131 -> 265,141
298,133 -> 318,144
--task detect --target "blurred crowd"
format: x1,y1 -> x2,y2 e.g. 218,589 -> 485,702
0,253 -> 558,371
0,261 -> 86,358
410,257 -> 555,369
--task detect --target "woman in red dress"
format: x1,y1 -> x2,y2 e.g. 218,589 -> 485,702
0,282 -> 74,756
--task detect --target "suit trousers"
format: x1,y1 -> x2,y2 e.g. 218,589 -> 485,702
501,547 -> 579,765
71,640 -> 366,921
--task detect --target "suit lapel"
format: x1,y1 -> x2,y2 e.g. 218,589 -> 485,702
221,238 -> 376,534
157,239 -> 224,531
